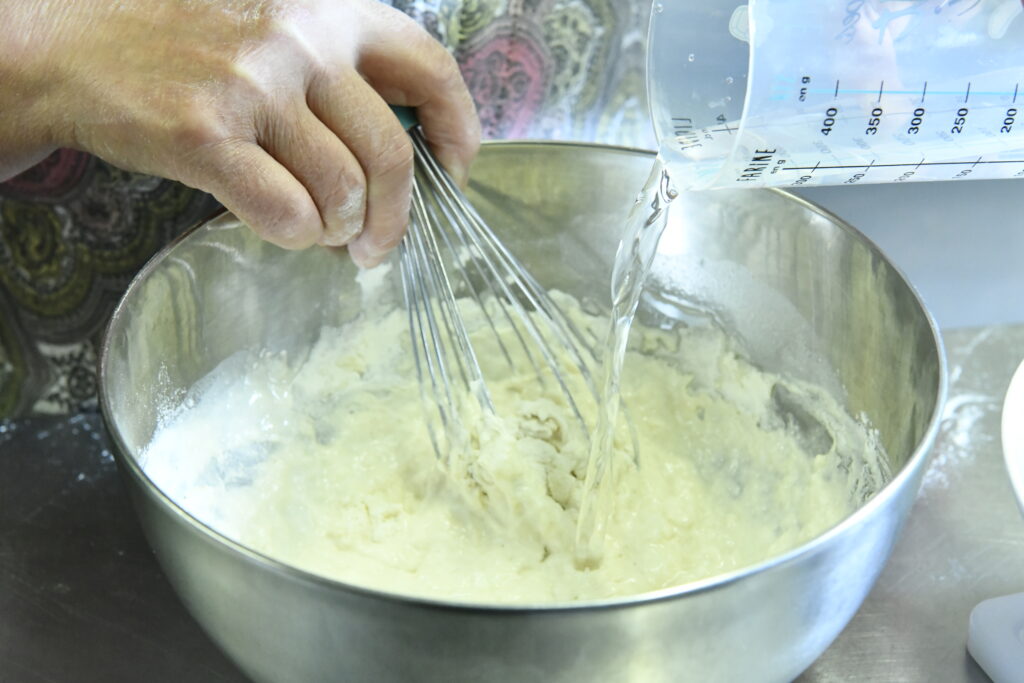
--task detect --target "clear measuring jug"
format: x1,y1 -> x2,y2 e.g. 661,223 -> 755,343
648,0 -> 1024,189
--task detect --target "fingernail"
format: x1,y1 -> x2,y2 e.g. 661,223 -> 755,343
348,237 -> 386,269
320,220 -> 362,247
321,191 -> 365,247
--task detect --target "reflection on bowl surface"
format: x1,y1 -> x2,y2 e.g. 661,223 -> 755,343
101,142 -> 944,683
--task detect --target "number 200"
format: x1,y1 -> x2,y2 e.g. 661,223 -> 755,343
1002,108 -> 1018,133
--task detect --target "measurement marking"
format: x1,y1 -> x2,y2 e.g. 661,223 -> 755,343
834,80 -> 840,98
865,159 -> 876,172
915,158 -> 925,170
1014,83 -> 1019,103
964,82 -> 972,103
971,156 -> 983,168
711,122 -> 736,135
782,159 -> 1024,171
799,88 -> 1017,97
921,81 -> 928,102
878,81 -> 885,102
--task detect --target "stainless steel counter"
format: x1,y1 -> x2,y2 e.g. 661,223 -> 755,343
802,324 -> 1024,682
2,324 -> 1023,682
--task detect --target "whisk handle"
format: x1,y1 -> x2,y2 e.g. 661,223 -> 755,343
391,105 -> 419,131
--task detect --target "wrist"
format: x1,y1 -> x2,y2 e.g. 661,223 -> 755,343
0,3 -> 74,171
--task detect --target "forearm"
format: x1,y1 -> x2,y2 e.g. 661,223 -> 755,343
0,1 -> 73,179
0,0 -> 479,263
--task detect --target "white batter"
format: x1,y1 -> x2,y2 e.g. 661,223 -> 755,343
142,282 -> 888,604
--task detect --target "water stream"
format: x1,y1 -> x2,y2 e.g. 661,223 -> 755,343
575,156 -> 677,566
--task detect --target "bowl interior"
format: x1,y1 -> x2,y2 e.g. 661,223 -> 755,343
102,140 -> 943,559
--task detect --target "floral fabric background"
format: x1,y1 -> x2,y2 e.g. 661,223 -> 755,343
0,153 -> 220,415
0,0 -> 653,417
393,0 -> 653,145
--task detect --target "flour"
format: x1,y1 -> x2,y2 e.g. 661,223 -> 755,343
142,291 -> 888,604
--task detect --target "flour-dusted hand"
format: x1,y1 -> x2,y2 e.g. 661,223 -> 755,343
0,0 -> 480,266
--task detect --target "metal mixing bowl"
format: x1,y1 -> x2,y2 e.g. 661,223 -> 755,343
100,142 -> 946,682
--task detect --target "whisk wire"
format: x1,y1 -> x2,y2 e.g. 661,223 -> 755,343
401,126 -> 639,463
399,242 -> 451,456
414,135 -> 600,380
410,132 -> 598,427
408,185 -> 493,413
418,191 -> 521,373
412,145 -> 546,383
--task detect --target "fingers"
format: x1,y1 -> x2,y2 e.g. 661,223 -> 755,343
308,70 -> 414,268
354,2 -> 481,186
187,139 -> 321,250
256,101 -> 369,248
167,0 -> 478,268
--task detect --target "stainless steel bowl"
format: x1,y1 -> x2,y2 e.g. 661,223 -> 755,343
100,142 -> 946,682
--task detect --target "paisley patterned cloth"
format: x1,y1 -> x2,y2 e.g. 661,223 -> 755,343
0,0 -> 654,417
395,0 -> 654,145
0,153 -> 221,415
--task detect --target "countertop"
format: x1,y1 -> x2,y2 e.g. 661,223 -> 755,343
801,324 -> 1024,682
3,177 -> 1024,683
1,323 -> 1022,682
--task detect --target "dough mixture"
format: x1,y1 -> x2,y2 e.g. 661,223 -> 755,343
143,280 -> 888,604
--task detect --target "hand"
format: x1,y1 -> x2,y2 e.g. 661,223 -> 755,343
0,0 -> 480,267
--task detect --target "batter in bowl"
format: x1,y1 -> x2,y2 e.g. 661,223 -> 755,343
142,277 -> 889,604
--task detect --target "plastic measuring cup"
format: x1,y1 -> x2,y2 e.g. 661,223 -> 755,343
648,0 -> 1024,190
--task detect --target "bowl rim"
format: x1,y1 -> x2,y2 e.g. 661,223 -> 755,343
99,139 -> 948,614
1002,358 -> 1024,515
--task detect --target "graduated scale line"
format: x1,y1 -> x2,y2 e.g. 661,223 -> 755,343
777,87 -> 1015,97
783,158 -> 1024,171
773,77 -> 1020,102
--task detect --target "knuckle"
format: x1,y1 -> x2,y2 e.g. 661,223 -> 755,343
244,188 -> 320,249
366,132 -> 413,180
264,219 -> 319,249
266,198 -> 320,245
374,227 -> 406,252
428,50 -> 464,93
271,193 -> 314,228
238,4 -> 298,47
323,165 -> 364,204
308,163 -> 365,228
170,104 -> 232,152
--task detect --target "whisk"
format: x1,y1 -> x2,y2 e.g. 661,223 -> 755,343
393,108 -> 615,460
